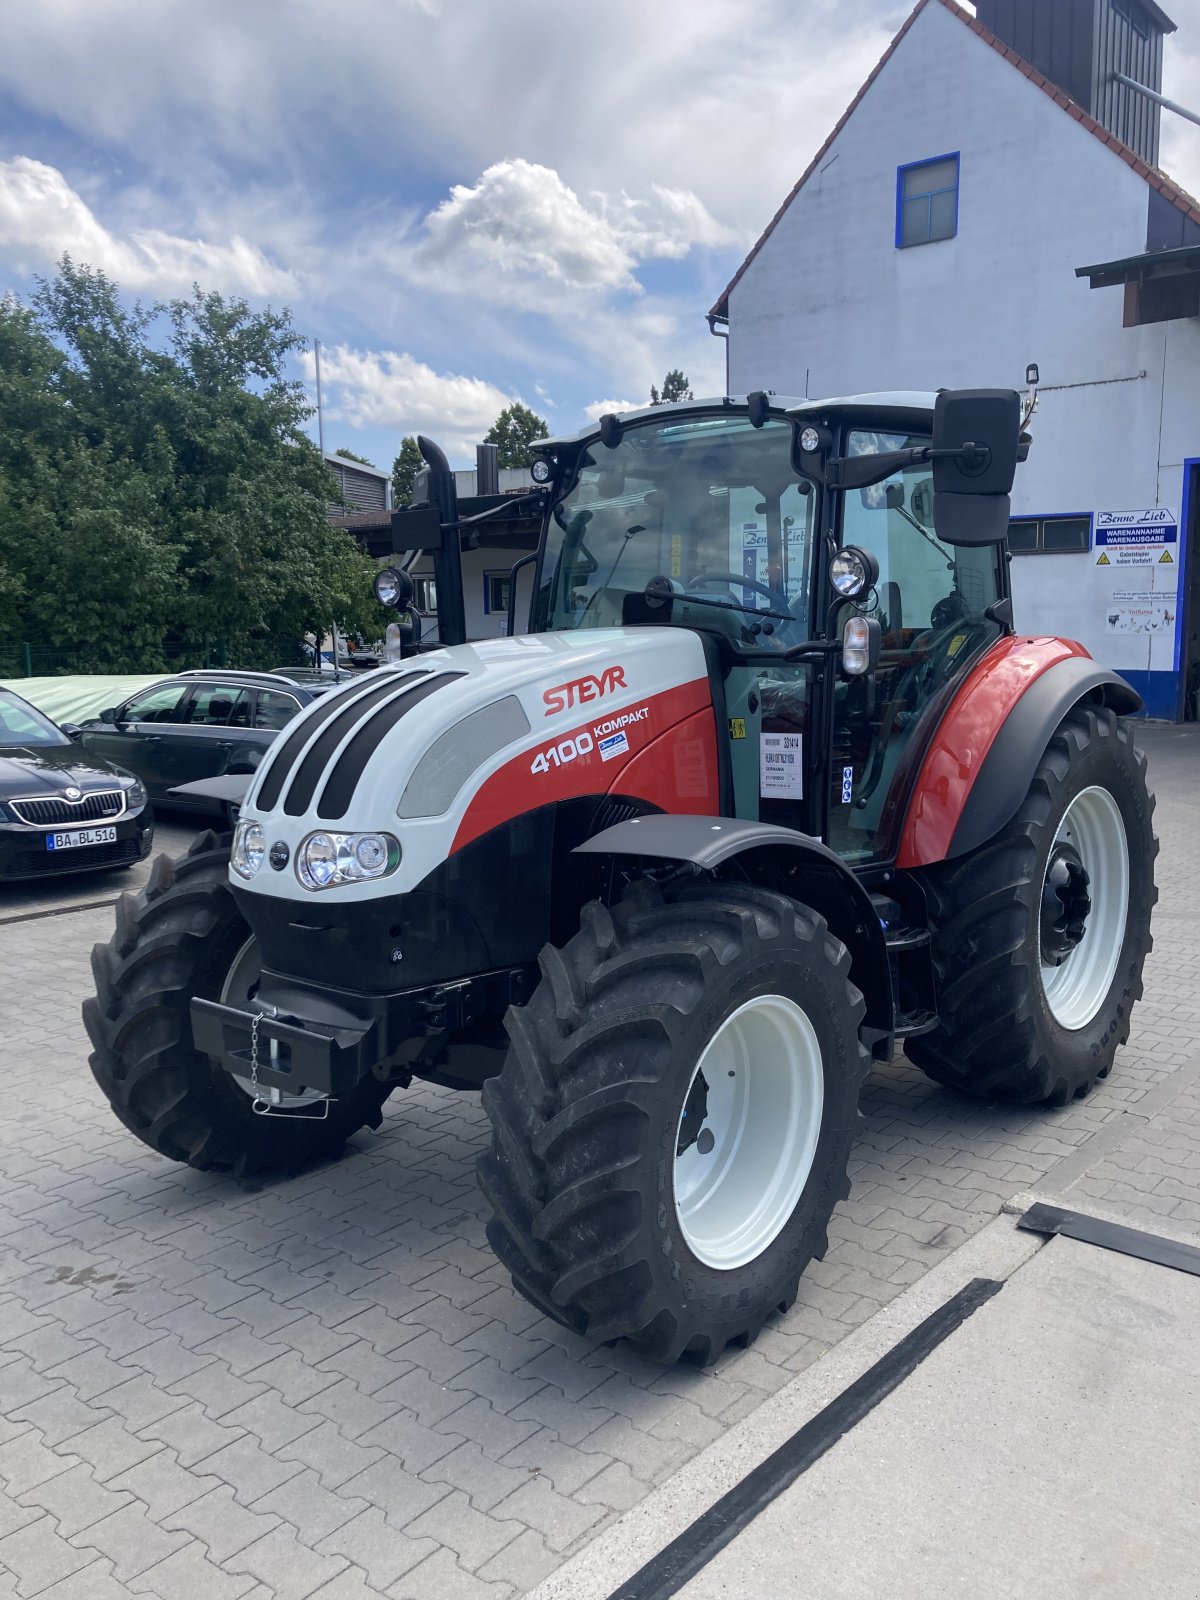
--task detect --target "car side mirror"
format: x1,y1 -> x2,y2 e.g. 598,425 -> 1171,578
931,389 -> 1020,546
99,707 -> 119,723
60,723 -> 83,739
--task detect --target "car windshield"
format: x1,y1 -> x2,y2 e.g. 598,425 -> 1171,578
0,690 -> 69,749
534,415 -> 817,650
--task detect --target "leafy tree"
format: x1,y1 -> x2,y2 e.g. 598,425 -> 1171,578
484,402 -> 548,469
334,446 -> 375,466
650,369 -> 693,405
392,435 -> 424,506
0,258 -> 380,672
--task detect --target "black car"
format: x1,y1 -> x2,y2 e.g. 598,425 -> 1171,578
0,688 -> 153,882
78,671 -> 337,822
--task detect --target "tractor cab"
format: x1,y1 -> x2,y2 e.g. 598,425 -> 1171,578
524,389 -> 1019,871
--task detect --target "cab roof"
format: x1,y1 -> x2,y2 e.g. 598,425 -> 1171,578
540,392 -> 939,452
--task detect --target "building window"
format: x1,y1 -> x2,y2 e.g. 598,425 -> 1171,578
413,575 -> 438,613
1008,516 -> 1091,554
896,154 -> 959,248
1113,0 -> 1150,40
484,571 -> 511,614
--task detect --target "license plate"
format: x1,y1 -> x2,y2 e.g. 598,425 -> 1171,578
46,826 -> 118,850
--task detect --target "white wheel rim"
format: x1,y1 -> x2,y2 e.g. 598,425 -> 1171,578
220,937 -> 326,1108
673,994 -> 824,1271
1040,786 -> 1129,1031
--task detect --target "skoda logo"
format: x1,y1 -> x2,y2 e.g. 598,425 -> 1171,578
269,840 -> 290,871
64,786 -> 82,801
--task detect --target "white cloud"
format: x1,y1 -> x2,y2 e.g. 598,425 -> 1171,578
584,397 -> 645,421
0,157 -> 295,297
302,344 -> 519,457
418,159 -> 732,293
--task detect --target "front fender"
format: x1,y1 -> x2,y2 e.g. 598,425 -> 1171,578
896,637 -> 1142,868
576,814 -> 893,1040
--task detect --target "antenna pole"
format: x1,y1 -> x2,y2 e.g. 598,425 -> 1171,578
314,339 -> 327,456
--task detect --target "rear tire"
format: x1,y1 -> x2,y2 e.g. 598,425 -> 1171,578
906,704 -> 1157,1105
83,831 -> 392,1178
477,881 -> 868,1363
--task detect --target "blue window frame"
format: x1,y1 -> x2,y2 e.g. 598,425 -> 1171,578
896,153 -> 959,248
483,570 -> 511,615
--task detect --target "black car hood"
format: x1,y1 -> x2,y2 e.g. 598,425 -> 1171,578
0,743 -> 133,800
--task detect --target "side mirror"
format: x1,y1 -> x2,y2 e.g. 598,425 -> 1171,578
932,389 -> 1020,546
60,722 -> 83,739
99,707 -> 119,723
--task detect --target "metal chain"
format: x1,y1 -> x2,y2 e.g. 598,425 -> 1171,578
248,1004 -> 278,1108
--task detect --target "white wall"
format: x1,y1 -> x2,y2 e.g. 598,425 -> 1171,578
725,0 -> 1196,703
410,546 -> 531,643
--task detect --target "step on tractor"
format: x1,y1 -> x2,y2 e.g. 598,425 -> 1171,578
84,388 -> 1157,1364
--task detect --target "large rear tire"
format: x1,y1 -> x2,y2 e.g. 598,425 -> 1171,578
83,831 -> 392,1179
906,704 -> 1157,1105
477,881 -> 868,1364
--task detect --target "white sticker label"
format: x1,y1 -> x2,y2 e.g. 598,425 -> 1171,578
760,732 -> 803,798
598,730 -> 629,762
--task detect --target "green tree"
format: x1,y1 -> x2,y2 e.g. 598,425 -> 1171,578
484,402 -> 548,469
392,435 -> 423,506
650,369 -> 693,405
0,258 -> 380,672
334,446 -> 375,466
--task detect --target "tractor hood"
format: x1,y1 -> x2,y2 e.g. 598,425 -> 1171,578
234,627 -> 712,903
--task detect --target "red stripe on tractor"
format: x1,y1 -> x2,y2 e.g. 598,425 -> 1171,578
895,635 -> 1091,869
451,678 -> 715,853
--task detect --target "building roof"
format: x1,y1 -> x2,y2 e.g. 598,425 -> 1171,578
709,0 -> 1200,322
323,451 -> 390,480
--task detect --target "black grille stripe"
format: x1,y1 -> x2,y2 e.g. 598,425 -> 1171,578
256,675 -> 417,814
317,672 -> 466,820
284,673 -> 458,818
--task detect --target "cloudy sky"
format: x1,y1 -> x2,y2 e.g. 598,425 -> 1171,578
1,0 -> 1198,469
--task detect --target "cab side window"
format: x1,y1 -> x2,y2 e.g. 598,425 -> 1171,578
121,683 -> 189,724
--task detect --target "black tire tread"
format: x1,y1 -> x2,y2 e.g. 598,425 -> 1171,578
478,880 -> 869,1362
907,705 -> 1157,1104
83,833 -> 392,1178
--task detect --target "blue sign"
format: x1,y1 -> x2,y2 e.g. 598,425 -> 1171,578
1094,508 -> 1177,547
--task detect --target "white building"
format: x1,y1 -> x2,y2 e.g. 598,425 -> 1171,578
711,0 -> 1200,719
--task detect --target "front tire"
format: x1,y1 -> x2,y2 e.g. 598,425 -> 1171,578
83,831 -> 392,1178
477,881 -> 868,1364
906,703 -> 1157,1104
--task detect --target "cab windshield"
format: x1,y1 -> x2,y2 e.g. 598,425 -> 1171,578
534,415 -> 817,650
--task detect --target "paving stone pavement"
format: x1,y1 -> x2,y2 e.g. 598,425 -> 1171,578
0,726 -> 1196,1599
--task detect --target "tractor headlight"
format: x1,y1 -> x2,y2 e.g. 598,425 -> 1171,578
231,819 -> 266,880
829,545 -> 880,599
297,830 -> 401,890
126,778 -> 147,809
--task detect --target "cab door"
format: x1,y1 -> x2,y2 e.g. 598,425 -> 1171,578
825,439 -> 1004,865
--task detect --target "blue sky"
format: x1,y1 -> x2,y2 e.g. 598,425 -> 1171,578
1,0 -> 1198,471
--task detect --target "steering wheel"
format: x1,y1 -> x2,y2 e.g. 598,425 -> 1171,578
686,570 -> 791,613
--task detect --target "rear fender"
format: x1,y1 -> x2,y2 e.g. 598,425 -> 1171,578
576,815 -> 893,1040
896,638 -> 1143,868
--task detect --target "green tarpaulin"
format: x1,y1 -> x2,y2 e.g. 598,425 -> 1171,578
0,676 -> 162,727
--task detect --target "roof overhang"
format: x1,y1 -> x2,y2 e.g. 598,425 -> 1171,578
1076,244 -> 1200,324
1076,243 -> 1200,287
